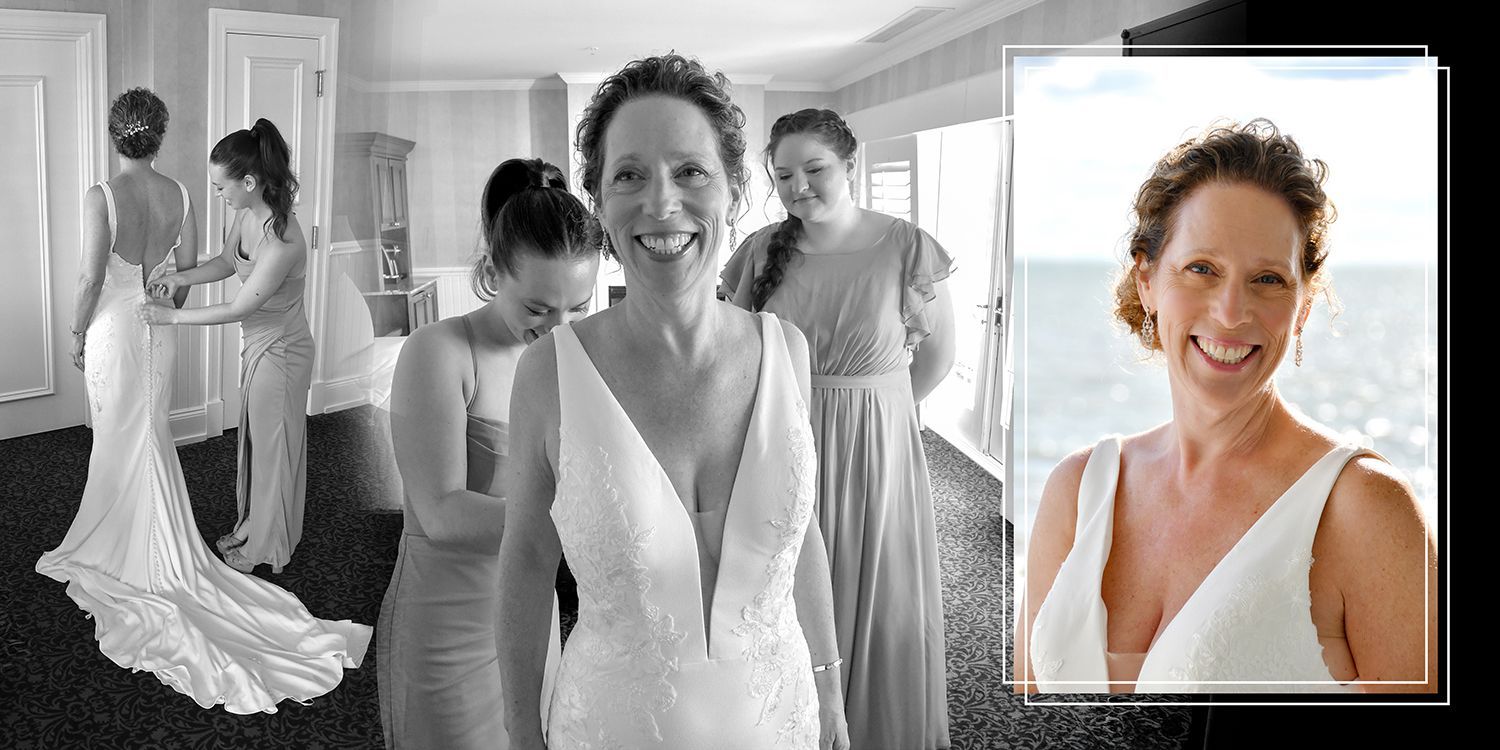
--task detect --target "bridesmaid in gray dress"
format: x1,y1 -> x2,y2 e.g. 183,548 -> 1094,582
376,158 -> 587,748
146,118 -> 313,574
721,109 -> 957,750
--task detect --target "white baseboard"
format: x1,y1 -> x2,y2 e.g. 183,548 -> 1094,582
170,405 -> 210,445
310,374 -> 371,414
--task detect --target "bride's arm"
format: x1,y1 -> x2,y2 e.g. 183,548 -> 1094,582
389,321 -> 507,549
166,198 -> 200,309
69,186 -> 112,370
1315,457 -> 1437,692
782,320 -> 850,750
498,338 -> 564,750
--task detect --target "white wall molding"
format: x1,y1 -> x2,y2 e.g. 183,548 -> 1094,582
371,77 -> 561,93
0,74 -> 54,404
828,0 -> 1047,91
170,405 -> 210,445
766,80 -> 833,92
414,266 -> 482,320
309,373 -> 371,415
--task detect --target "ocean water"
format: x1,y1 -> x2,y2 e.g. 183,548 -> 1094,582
1012,259 -> 1439,526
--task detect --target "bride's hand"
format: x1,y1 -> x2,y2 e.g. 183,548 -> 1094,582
139,299 -> 176,326
819,698 -> 850,750
70,333 -> 86,371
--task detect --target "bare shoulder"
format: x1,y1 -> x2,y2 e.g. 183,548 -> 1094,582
400,315 -> 466,364
1322,454 -> 1428,546
392,317 -> 471,401
1042,444 -> 1095,513
511,331 -> 561,413
264,213 -> 308,254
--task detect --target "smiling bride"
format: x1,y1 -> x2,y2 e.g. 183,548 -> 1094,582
1015,119 -> 1437,694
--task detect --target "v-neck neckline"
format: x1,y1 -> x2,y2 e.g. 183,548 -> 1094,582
561,312 -> 770,656
1098,437 -> 1345,673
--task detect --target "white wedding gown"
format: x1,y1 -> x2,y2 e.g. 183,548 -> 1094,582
36,180 -> 370,714
1029,434 -> 1366,693
546,312 -> 820,748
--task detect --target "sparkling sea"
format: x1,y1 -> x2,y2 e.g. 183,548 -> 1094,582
1012,259 -> 1439,527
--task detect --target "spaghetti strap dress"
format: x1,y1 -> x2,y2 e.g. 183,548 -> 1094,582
229,223 -> 315,572
377,316 -> 561,749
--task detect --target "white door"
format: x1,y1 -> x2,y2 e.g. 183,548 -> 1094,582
0,11 -> 106,440
208,10 -> 336,427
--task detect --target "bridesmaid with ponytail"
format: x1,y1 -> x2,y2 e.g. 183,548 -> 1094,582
720,108 -> 957,750
145,118 -> 315,574
376,158 -> 588,748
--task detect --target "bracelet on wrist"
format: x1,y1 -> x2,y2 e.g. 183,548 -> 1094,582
811,658 -> 843,673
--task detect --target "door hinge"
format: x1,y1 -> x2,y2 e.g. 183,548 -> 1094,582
316,70 -> 325,97
311,225 -> 319,250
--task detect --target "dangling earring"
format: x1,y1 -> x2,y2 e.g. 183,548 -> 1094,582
1141,307 -> 1155,348
729,220 -> 738,251
1295,332 -> 1304,367
600,233 -> 613,258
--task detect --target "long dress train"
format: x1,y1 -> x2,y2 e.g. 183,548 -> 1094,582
36,180 -> 370,714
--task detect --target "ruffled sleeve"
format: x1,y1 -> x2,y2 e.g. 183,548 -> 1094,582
717,227 -> 773,310
900,224 -> 956,350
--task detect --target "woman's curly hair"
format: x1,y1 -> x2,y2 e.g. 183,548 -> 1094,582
1115,118 -> 1339,350
574,53 -> 748,258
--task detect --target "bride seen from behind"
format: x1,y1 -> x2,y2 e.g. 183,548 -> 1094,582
36,88 -> 370,714
144,118 -> 315,575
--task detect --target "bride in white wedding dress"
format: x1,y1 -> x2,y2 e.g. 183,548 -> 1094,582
35,89 -> 370,714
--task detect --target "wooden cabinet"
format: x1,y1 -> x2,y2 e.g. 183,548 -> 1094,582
335,132 -> 430,334
364,276 -> 438,337
334,131 -> 416,288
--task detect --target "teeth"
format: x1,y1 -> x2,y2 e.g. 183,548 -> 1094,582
638,233 -> 694,254
1196,337 -> 1253,365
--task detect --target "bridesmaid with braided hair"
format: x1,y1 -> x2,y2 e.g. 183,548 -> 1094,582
720,108 -> 955,749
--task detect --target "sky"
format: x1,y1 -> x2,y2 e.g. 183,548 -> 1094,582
1012,55 -> 1439,267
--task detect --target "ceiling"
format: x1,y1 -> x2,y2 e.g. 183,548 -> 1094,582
375,0 -> 1025,90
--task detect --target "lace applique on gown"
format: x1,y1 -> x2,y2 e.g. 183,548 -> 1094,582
547,312 -> 819,749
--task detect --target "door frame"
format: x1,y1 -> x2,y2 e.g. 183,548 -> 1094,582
206,9 -> 339,432
0,9 -> 106,438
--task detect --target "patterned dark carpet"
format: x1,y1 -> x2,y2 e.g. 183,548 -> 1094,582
1,408 -> 399,749
921,431 -> 1194,750
1,409 -> 1192,748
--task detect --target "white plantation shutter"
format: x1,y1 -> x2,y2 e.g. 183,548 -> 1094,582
869,160 -> 913,222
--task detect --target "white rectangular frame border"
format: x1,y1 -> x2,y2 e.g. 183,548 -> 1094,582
1001,43 -> 1448,707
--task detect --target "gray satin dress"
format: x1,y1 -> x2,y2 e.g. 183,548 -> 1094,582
232,229 -> 314,573
721,218 -> 955,750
